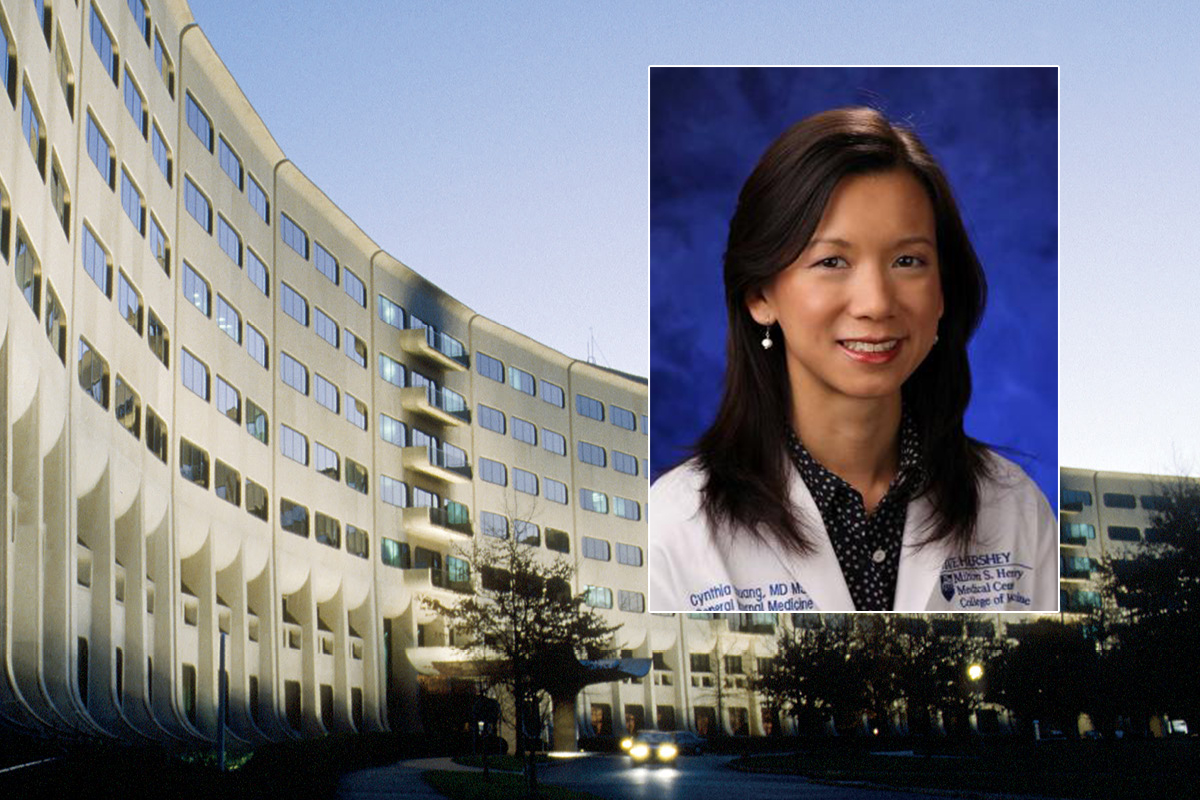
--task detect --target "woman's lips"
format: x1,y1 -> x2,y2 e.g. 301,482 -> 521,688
838,338 -> 902,364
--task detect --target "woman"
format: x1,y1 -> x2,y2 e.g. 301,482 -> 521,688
649,107 -> 1057,613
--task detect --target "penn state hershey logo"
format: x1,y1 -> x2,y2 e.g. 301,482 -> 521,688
940,572 -> 955,601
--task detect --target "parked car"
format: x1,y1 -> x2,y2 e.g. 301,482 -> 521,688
665,730 -> 707,755
626,732 -> 679,766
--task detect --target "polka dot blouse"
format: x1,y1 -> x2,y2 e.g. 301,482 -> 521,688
785,416 -> 925,611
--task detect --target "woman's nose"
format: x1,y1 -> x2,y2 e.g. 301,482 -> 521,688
848,264 -> 897,319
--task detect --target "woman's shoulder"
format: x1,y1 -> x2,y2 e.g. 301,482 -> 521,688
974,448 -> 1055,526
650,459 -> 708,516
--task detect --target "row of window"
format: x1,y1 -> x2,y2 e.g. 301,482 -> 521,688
584,585 -> 645,613
377,294 -> 466,362
8,222 -> 68,363
1061,487 -> 1171,512
281,280 -> 370,368
78,337 -> 167,461
185,93 -> 269,227
476,456 -> 569,503
179,347 -> 270,446
476,403 -> 568,454
580,488 -> 641,520
180,261 -> 269,370
580,537 -> 643,566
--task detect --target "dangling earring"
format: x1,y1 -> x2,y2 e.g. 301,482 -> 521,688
933,334 -> 939,345
761,325 -> 774,350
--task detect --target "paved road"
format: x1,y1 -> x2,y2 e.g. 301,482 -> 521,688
338,753 -> 953,800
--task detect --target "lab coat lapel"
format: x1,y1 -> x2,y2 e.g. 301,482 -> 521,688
893,494 -> 949,610
758,469 -> 855,612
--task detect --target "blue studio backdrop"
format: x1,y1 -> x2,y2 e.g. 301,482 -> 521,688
649,66 -> 1058,510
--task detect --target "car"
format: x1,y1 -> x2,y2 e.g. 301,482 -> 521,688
626,732 -> 679,766
665,730 -> 707,755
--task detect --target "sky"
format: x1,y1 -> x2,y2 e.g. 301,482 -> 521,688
188,0 -> 1200,478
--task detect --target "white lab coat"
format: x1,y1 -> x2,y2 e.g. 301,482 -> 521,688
649,451 -> 1058,613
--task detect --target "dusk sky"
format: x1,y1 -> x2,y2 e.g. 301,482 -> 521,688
190,1 -> 1200,478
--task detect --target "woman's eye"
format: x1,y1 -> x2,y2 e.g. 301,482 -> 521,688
895,255 -> 925,268
815,256 -> 847,269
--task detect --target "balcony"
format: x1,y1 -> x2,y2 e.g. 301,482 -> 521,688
402,445 -> 472,484
400,385 -> 470,427
402,566 -> 473,596
400,328 -> 468,372
403,505 -> 473,540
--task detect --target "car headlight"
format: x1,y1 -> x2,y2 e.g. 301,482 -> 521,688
620,737 -> 633,751
657,743 -> 678,760
630,743 -> 650,759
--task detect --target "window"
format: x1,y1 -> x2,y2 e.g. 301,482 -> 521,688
585,586 -> 613,609
280,499 -> 308,537
246,479 -> 268,521
55,28 -> 74,117
512,417 -> 536,445
343,329 -> 367,368
544,478 -> 568,505
479,458 -> 507,486
280,424 -> 308,465
314,443 -> 340,481
247,174 -> 268,222
247,249 -> 269,295
185,93 -> 212,150
45,283 -> 67,364
578,442 -> 606,467
641,415 -> 649,435
1060,488 -> 1092,508
380,475 -> 407,507
514,520 -> 540,546
246,324 -> 268,369
541,380 -> 564,407
478,404 -> 505,434
86,113 -> 114,188
576,394 -> 604,421
218,137 -> 243,189
280,282 -> 308,326
542,429 -> 566,456
184,177 -> 211,232
377,354 -> 405,390
480,511 -> 508,539
508,366 -> 535,395
582,537 -> 610,561
127,0 -> 150,43
347,526 -> 369,559
21,85 -> 45,176
15,230 -> 41,316
117,271 -> 142,333
149,215 -> 169,273
280,213 -> 308,258
613,451 -> 638,476
246,399 -> 267,444
215,461 -> 240,506
476,352 -> 504,382
215,376 -> 240,423
0,14 -> 11,107
145,407 -> 167,462
213,295 -> 241,343
1141,495 -> 1171,511
379,413 -> 406,447
179,439 -> 208,487
123,69 -> 146,137
81,225 -> 111,296
513,468 -> 538,496
182,261 -> 210,316
49,156 -> 69,237
344,268 -> 365,307
217,216 -> 242,265
114,377 -> 140,438
180,349 -> 209,400
611,405 -> 637,431
313,308 -> 338,348
346,394 -> 367,430
616,543 -> 643,567
153,31 -> 173,97
618,590 -> 645,613
346,459 -> 368,495
614,496 -> 641,521
580,489 -> 608,514
381,538 -> 409,569
690,653 -> 711,673
279,353 -> 308,395
314,242 -> 338,284
89,4 -> 118,84
1103,493 -> 1136,509
147,310 -> 168,367
313,374 -> 339,413
1061,522 -> 1095,542
121,170 -> 145,234
377,294 -> 404,330
1107,526 -> 1139,542
546,529 -> 570,553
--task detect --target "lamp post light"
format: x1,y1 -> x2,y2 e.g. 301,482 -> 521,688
967,663 -> 984,682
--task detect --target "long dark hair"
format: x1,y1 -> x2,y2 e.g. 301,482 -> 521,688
696,106 -> 989,555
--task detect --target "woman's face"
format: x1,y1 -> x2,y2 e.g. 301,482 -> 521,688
747,169 -> 943,407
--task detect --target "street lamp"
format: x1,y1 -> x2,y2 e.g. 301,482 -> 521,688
967,663 -> 984,682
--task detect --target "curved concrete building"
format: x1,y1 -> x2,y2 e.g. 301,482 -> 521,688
0,0 -> 657,745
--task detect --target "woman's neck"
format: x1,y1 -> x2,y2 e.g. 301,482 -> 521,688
791,392 -> 902,512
